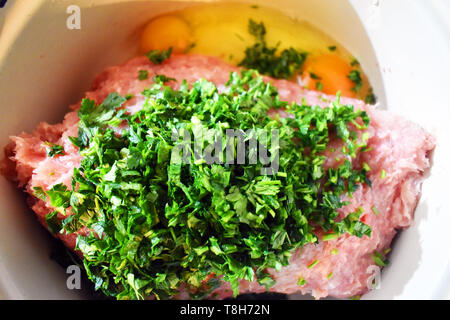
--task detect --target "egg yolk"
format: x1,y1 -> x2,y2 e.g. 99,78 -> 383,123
140,15 -> 194,54
301,54 -> 357,98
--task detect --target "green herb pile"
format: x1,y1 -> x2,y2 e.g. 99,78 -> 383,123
39,70 -> 371,299
239,20 -> 307,79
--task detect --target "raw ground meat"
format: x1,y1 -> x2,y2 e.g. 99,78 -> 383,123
0,54 -> 435,299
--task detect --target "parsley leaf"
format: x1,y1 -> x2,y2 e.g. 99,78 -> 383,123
371,250 -> 389,267
138,70 -> 149,80
365,87 -> 377,104
328,45 -> 337,52
146,47 -> 173,64
46,211 -> 61,234
348,69 -> 363,93
152,74 -> 176,85
32,186 -> 47,201
239,19 -> 307,79
45,142 -> 64,157
350,58 -> 360,67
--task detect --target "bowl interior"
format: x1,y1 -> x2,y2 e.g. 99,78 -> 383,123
1,0 -> 448,300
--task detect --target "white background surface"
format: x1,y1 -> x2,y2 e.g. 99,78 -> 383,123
0,0 -> 449,299
350,0 -> 450,299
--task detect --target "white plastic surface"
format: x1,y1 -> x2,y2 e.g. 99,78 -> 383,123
0,0 -> 448,299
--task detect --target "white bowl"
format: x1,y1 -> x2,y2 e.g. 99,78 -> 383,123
0,0 -> 449,299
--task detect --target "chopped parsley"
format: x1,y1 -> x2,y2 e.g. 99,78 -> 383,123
46,183 -> 71,214
307,260 -> 319,269
348,69 -> 363,93
239,19 -> 307,79
45,211 -> 61,234
43,70 -> 371,300
371,250 -> 389,267
362,162 -> 371,172
146,47 -> 172,64
32,186 -> 47,201
371,206 -> 380,215
328,46 -> 337,52
138,70 -> 149,81
185,42 -> 196,53
350,58 -> 360,67
322,233 -> 339,241
45,142 -> 64,157
152,74 -> 176,84
365,87 -> 377,104
297,276 -> 306,286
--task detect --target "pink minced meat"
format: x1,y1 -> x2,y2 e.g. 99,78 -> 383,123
1,54 -> 435,299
